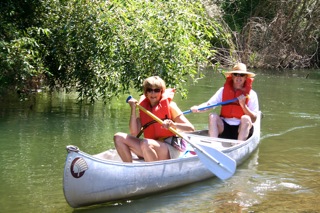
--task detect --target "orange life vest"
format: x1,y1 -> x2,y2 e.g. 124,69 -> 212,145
139,88 -> 175,140
220,77 -> 253,119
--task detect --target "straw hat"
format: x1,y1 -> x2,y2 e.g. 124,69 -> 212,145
224,63 -> 255,78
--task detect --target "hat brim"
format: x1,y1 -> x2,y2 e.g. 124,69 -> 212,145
224,70 -> 255,78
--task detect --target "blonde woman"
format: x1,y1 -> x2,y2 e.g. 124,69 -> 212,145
114,76 -> 194,162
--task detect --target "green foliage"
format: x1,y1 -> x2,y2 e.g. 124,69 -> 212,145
43,0 -> 225,102
1,0 -> 229,102
221,0 -> 265,32
0,34 -> 44,91
0,0 -> 48,94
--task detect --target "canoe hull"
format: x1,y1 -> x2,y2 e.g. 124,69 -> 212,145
63,151 -> 213,208
63,112 -> 261,208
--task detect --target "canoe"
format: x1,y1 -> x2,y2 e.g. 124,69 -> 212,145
63,111 -> 261,208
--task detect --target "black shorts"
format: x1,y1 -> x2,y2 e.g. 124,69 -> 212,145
219,120 -> 254,140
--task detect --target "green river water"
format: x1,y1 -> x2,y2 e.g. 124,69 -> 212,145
0,69 -> 319,213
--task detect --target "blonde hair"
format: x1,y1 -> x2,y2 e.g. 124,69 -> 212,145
143,76 -> 166,95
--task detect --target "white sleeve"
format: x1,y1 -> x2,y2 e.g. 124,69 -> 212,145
248,90 -> 259,112
207,87 -> 223,105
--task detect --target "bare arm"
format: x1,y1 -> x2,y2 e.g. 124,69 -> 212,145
128,98 -> 141,136
190,102 -> 212,113
190,87 -> 223,113
162,102 -> 195,132
238,95 -> 257,123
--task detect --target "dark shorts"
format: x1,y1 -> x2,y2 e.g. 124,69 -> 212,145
219,120 -> 254,140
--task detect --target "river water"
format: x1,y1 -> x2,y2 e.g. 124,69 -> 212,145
0,69 -> 319,212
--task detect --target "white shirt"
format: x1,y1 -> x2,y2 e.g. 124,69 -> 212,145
206,87 -> 259,125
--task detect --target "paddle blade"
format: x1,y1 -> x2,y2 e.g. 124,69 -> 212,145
194,144 -> 236,180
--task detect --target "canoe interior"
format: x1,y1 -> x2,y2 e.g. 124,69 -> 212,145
93,128 -> 252,162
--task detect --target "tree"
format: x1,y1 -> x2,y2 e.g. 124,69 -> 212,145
0,0 -> 230,102
0,0 -> 48,95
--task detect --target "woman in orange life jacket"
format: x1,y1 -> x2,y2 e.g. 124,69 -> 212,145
190,63 -> 259,144
114,76 -> 194,162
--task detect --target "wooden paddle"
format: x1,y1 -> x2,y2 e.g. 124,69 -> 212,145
126,96 -> 236,180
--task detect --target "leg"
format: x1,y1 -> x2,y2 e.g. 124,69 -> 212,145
140,139 -> 170,162
208,113 -> 224,137
113,132 -> 143,162
238,115 -> 253,141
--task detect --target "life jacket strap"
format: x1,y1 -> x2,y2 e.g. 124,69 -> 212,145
136,115 -> 170,138
136,120 -> 157,138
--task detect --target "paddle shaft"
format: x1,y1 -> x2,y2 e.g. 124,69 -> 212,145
183,97 -> 238,115
130,97 -> 235,175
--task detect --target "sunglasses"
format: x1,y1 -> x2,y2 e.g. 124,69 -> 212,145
146,88 -> 161,93
232,73 -> 247,77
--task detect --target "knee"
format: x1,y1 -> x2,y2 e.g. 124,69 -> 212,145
113,132 -> 125,145
139,139 -> 149,151
240,115 -> 252,125
209,113 -> 220,122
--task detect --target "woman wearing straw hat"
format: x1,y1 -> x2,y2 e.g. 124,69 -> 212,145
190,63 -> 259,144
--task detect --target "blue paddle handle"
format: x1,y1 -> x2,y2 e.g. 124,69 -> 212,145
183,109 -> 192,115
126,95 -> 133,103
183,97 -> 238,114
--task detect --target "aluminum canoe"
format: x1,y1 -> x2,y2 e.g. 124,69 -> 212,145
63,111 -> 261,208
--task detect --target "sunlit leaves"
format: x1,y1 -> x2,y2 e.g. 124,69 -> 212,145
1,0 -> 229,102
